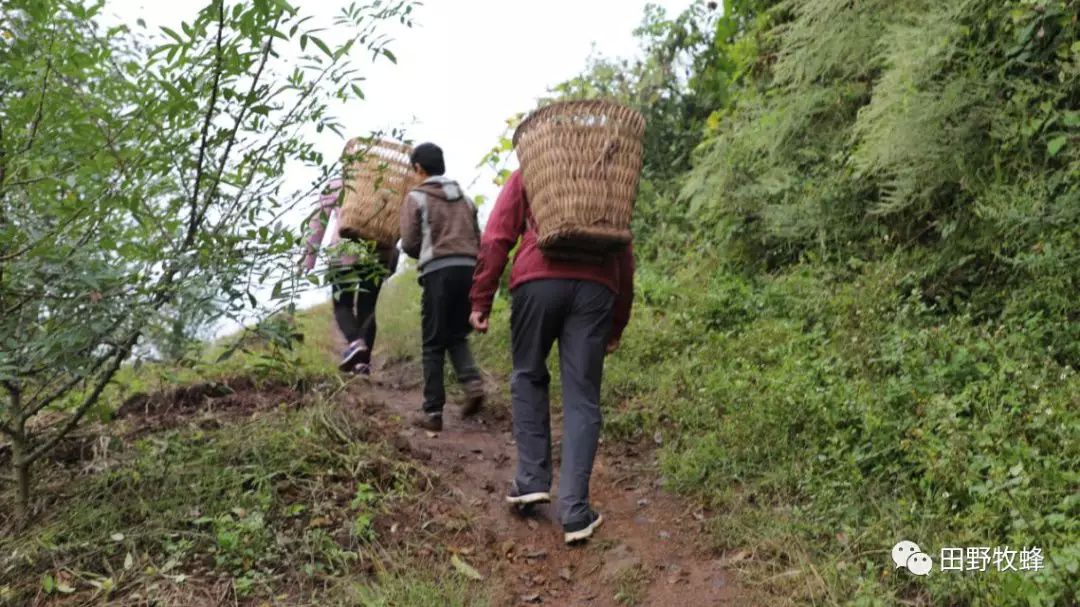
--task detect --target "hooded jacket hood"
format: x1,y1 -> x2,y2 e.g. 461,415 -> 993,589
414,175 -> 464,202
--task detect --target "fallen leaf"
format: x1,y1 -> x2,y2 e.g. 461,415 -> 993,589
426,431 -> 438,438
451,554 -> 484,581
87,577 -> 115,592
559,567 -> 572,582
308,517 -> 332,529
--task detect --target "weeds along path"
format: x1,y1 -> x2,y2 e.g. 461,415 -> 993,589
339,342 -> 756,605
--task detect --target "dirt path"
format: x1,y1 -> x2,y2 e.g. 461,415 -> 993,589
347,353 -> 757,607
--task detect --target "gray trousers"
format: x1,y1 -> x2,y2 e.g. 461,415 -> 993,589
510,279 -> 614,525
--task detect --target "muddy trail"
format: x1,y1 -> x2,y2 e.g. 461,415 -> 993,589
348,349 -> 760,607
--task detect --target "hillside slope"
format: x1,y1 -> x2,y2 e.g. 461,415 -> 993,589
1,270 -> 768,606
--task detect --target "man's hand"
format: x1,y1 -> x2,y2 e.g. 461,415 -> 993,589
470,310 -> 489,333
605,339 -> 619,355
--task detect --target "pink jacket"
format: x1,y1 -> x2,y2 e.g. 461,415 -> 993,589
301,178 -> 357,270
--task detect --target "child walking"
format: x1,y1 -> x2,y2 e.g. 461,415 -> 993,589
399,143 -> 485,429
301,177 -> 399,375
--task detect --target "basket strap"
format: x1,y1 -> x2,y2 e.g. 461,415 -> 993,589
525,203 -> 538,235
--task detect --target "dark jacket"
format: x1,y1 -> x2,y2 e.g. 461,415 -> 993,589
399,176 -> 481,276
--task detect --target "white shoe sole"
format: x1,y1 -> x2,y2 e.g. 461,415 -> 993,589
564,513 -> 604,544
505,491 -> 551,506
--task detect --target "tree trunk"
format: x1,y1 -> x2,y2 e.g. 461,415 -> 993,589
11,439 -> 31,529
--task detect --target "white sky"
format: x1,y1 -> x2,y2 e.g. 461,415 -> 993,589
99,0 -> 689,334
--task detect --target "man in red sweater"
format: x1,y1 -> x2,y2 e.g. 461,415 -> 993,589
470,169 -> 635,545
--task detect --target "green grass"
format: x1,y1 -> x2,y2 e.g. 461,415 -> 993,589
9,252 -> 1076,605
344,572 -> 488,607
387,253 -> 1079,606
1,399 -> 414,603
0,279 -> 492,605
373,265 -> 423,363
613,564 -> 649,606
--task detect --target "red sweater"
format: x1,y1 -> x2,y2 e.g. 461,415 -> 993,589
470,170 -> 635,342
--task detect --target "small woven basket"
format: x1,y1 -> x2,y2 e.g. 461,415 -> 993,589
338,138 -> 417,244
512,99 -> 645,258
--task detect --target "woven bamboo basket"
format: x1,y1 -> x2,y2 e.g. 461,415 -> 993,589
338,137 -> 418,244
512,99 -> 645,259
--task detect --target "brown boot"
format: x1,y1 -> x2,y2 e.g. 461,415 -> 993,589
412,412 -> 443,432
461,380 -> 485,418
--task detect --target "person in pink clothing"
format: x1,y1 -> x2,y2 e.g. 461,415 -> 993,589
301,177 -> 399,375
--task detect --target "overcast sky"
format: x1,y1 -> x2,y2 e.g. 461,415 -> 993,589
100,0 -> 689,332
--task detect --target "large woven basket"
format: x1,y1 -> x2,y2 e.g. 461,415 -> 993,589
512,99 -> 645,259
338,137 -> 417,244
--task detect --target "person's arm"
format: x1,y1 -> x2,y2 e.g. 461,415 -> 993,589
399,191 -> 422,259
300,186 -> 337,271
470,171 -> 526,316
609,242 -> 636,344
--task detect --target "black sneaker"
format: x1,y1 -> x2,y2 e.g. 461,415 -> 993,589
505,484 -> 551,507
337,340 -> 368,372
563,510 -> 604,545
412,412 -> 443,432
